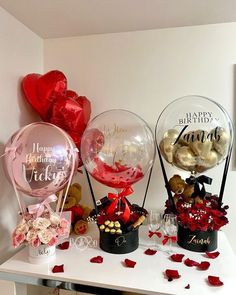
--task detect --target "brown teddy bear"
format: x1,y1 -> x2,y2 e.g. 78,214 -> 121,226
61,183 -> 92,235
168,175 -> 195,203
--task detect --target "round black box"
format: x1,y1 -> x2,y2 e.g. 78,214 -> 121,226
99,229 -> 139,254
177,225 -> 217,252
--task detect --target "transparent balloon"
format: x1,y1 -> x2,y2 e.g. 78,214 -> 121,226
4,122 -> 78,197
81,109 -> 155,188
156,95 -> 233,174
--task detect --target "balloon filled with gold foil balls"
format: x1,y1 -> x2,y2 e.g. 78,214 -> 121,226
156,96 -> 233,174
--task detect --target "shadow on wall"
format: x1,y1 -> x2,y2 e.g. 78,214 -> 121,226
0,77 -> 39,264
233,65 -> 236,171
0,142 -> 21,264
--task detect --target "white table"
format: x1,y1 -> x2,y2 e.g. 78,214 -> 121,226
0,224 -> 235,295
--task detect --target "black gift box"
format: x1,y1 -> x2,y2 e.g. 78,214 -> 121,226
99,229 -> 139,254
177,225 -> 217,252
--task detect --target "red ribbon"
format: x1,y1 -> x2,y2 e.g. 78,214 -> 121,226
162,235 -> 177,245
106,187 -> 134,223
148,231 -> 162,238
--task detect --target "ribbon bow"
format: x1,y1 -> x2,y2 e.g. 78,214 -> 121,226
106,187 -> 134,223
162,235 -> 177,245
186,175 -> 212,198
148,231 -> 162,238
28,194 -> 57,217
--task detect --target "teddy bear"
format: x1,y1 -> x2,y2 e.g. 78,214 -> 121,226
61,183 -> 92,235
168,174 -> 195,204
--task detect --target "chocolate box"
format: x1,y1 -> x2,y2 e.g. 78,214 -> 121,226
177,224 -> 217,252
99,228 -> 139,254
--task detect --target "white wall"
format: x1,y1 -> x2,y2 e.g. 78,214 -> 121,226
0,7 -> 43,263
44,23 -> 236,252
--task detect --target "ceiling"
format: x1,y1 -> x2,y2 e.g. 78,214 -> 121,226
1,0 -> 236,39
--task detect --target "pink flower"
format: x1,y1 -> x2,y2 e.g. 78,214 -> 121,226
48,236 -> 58,246
57,226 -> 69,236
12,231 -> 25,248
38,229 -> 53,244
31,237 -> 41,248
60,218 -> 69,229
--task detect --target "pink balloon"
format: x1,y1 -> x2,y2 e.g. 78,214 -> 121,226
4,122 -> 78,197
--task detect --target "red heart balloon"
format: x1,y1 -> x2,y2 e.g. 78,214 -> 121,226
22,70 -> 67,120
50,92 -> 90,134
22,70 -> 91,167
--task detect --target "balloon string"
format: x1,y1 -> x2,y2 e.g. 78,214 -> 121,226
59,149 -> 76,216
85,168 -> 98,215
218,143 -> 233,209
156,145 -> 177,214
56,190 -> 63,213
8,151 -> 26,215
142,164 -> 154,208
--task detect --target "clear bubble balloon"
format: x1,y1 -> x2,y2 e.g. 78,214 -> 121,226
81,109 -> 155,188
156,95 -> 233,174
4,122 -> 78,197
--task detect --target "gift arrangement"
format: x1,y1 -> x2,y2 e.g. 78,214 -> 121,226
80,109 -> 155,254
0,70 -> 92,263
156,95 -> 233,252
0,69 -> 234,263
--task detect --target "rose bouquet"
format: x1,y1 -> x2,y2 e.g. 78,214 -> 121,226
166,194 -> 228,232
12,209 -> 70,248
164,174 -> 229,252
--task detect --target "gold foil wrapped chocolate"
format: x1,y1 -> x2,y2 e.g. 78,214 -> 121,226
188,130 -> 212,158
160,129 -> 180,164
213,128 -> 229,156
174,146 -> 197,172
159,127 -> 230,173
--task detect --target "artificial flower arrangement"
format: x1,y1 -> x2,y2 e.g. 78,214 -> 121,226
164,174 -> 229,251
165,175 -> 228,231
175,195 -> 228,232
12,209 -> 70,249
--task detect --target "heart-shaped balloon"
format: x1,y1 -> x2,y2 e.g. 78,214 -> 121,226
22,70 -> 91,167
50,92 -> 90,134
22,70 -> 67,120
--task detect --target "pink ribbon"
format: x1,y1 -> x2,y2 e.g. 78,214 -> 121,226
28,194 -> 57,217
162,235 -> 177,245
148,231 -> 162,238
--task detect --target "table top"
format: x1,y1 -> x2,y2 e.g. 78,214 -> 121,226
0,224 -> 235,295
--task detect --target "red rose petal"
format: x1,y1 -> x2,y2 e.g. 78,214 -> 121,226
184,258 -> 199,267
52,264 -> 64,273
165,269 -> 181,280
185,284 -> 190,289
90,256 -> 103,263
208,276 -> 224,286
124,258 -> 136,268
205,251 -> 220,259
144,248 -> 157,255
170,254 -> 185,262
57,241 -> 70,250
197,261 -> 210,270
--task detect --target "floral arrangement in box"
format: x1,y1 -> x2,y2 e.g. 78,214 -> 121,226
176,195 -> 228,232
12,209 -> 70,248
165,175 -> 229,232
